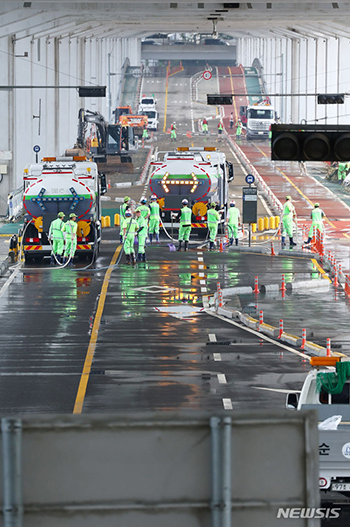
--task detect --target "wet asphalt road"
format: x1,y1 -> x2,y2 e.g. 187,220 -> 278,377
0,233 -> 322,415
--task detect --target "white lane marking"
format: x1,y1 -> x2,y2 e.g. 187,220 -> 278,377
223,398 -> 233,410
213,353 -> 222,361
201,287 -> 207,293
198,264 -> 204,269
200,280 -> 206,285
197,252 -> 203,255
198,257 -> 203,261
208,334 -> 217,342
199,273 -> 205,277
206,311 -> 310,359
253,387 -> 301,394
0,267 -> 20,299
218,374 -> 227,384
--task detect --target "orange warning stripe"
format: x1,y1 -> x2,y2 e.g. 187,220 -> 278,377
191,223 -> 207,228
24,245 -> 42,251
77,244 -> 91,250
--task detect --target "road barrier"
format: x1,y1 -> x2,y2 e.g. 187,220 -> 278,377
300,328 -> 307,350
278,319 -> 283,339
281,274 -> 286,291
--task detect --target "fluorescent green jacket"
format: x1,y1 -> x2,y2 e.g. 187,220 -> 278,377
180,206 -> 192,225
207,208 -> 220,224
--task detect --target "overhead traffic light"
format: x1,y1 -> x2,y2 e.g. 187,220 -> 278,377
78,86 -> 106,97
317,94 -> 345,104
207,94 -> 233,105
271,124 -> 350,162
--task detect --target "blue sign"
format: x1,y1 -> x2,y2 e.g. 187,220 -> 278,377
33,145 -> 41,153
245,174 -> 255,185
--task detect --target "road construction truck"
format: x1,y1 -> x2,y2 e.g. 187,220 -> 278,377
287,356 -> 350,497
149,147 -> 233,235
21,156 -> 106,263
240,102 -> 276,140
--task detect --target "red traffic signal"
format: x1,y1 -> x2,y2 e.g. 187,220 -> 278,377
271,124 -> 350,162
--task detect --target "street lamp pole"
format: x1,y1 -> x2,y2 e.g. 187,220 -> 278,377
108,52 -> 111,122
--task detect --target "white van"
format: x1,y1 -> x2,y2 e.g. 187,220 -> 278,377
138,96 -> 156,114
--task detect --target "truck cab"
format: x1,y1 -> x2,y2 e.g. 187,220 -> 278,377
246,104 -> 276,140
286,357 -> 350,410
143,109 -> 159,131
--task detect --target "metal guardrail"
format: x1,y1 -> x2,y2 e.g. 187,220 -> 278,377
7,187 -> 23,221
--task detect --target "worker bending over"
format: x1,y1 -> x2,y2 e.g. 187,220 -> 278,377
49,211 -> 65,265
304,203 -> 325,245
226,201 -> 241,246
177,199 -> 192,251
207,202 -> 220,251
281,196 -> 297,248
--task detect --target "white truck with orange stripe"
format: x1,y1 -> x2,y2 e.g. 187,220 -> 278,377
21,156 -> 106,262
149,147 -> 233,235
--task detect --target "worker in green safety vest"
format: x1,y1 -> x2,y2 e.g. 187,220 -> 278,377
177,199 -> 192,251
281,195 -> 297,248
119,196 -> 131,242
338,162 -> 348,184
226,201 -> 241,246
138,197 -> 150,221
304,203 -> 325,245
48,211 -> 65,265
207,202 -> 220,251
236,119 -> 242,140
217,120 -> 223,138
135,207 -> 148,262
63,213 -> 78,264
122,209 -> 138,265
170,122 -> 177,142
148,194 -> 160,244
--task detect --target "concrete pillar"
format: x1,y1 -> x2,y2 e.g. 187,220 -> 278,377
291,38 -> 300,123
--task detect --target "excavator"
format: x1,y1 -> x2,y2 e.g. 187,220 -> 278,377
75,108 -> 138,164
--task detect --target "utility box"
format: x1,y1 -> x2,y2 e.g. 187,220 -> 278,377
242,186 -> 258,223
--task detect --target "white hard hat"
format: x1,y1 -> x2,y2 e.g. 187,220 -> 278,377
230,201 -> 236,207
182,199 -> 188,205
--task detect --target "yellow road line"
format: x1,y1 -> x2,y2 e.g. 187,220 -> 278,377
168,65 -> 184,78
311,258 -> 331,282
228,67 -> 238,122
73,246 -> 122,414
